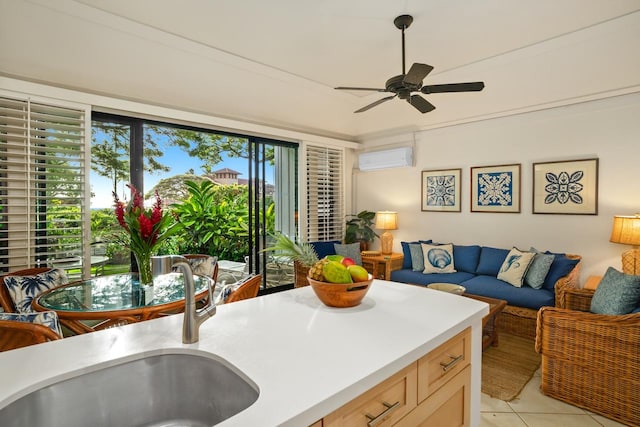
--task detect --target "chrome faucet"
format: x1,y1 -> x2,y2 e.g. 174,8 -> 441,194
151,255 -> 216,344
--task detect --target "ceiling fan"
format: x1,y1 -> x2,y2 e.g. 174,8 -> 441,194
335,14 -> 485,114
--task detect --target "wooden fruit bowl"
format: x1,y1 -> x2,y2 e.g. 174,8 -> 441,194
307,274 -> 373,308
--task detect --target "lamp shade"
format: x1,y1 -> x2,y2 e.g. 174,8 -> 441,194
610,215 -> 640,246
375,211 -> 398,230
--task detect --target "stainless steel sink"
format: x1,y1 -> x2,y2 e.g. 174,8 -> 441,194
1,351 -> 259,427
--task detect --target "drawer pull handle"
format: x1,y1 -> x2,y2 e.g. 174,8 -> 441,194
440,354 -> 464,372
365,401 -> 400,427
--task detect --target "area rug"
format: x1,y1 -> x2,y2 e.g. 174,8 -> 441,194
481,333 -> 541,401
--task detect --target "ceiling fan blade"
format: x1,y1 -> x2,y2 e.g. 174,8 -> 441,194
355,95 -> 397,113
403,63 -> 433,86
408,95 -> 435,113
335,86 -> 387,92
421,82 -> 485,94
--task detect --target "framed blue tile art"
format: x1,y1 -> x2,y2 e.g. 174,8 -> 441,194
421,168 -> 461,212
533,158 -> 598,215
471,164 -> 521,213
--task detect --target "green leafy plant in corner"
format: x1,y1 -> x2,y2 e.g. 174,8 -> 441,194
344,210 -> 378,247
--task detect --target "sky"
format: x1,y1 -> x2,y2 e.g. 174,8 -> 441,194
90,144 -> 256,209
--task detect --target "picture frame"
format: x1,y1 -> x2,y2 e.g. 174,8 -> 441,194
471,164 -> 521,213
421,168 -> 461,212
533,158 -> 598,215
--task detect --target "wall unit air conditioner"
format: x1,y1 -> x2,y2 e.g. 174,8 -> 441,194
358,147 -> 413,171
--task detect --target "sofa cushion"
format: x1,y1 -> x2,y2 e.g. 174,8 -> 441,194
409,244 -> 425,272
310,240 -> 341,259
524,251 -> 554,289
497,248 -> 535,287
422,243 -> 456,274
590,267 -> 640,315
334,242 -> 363,265
390,269 -> 475,286
453,245 -> 481,274
542,252 -> 580,290
476,246 -> 509,276
401,240 -> 432,269
461,275 -> 555,310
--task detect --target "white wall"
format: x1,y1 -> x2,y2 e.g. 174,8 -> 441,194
355,92 -> 640,283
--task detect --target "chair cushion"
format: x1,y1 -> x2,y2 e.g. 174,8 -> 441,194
497,248 -> 535,287
421,243 -> 456,274
334,242 -> 362,265
590,267 -> 640,315
3,268 -> 68,313
476,246 -> 510,276
0,311 -> 63,337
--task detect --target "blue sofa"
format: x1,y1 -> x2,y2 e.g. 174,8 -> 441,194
390,241 -> 582,338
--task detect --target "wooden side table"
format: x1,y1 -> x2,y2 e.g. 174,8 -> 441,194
584,275 -> 602,290
361,253 -> 403,280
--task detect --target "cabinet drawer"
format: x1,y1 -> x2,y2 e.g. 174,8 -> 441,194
417,328 -> 470,402
393,364 -> 471,427
323,363 -> 417,427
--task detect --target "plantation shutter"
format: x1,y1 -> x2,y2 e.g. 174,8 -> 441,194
0,95 -> 88,273
304,145 -> 344,242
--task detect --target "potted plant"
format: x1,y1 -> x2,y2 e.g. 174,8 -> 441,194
344,210 -> 379,251
262,233 -> 319,288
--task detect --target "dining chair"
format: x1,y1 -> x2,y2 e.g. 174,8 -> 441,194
0,267 -> 55,313
0,311 -> 63,352
183,254 -> 218,282
224,274 -> 261,304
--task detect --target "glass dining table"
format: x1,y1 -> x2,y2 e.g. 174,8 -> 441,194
32,273 -> 212,335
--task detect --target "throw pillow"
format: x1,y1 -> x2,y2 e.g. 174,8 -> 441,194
421,243 -> 456,274
590,267 -> 640,315
497,248 -> 536,287
334,243 -> 363,265
524,249 -> 555,289
542,251 -> 580,290
3,268 -> 68,313
0,310 -> 63,337
409,243 -> 425,272
476,246 -> 510,276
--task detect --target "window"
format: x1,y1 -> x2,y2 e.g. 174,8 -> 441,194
304,145 -> 344,242
0,96 -> 88,273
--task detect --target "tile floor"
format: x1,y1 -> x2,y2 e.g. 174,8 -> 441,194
481,368 -> 628,427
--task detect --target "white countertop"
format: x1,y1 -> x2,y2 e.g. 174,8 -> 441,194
0,280 -> 488,426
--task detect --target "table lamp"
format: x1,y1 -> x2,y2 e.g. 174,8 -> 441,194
375,211 -> 398,255
609,214 -> 640,274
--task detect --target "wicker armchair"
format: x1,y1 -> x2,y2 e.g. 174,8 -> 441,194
0,319 -> 61,352
535,287 -> 640,426
0,267 -> 52,313
225,274 -> 261,303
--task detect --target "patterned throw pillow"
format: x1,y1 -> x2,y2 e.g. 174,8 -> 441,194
524,249 -> 555,289
421,243 -> 456,274
3,268 -> 68,313
497,248 -> 536,287
0,310 -> 63,337
409,243 -> 425,272
334,243 -> 363,265
590,267 -> 640,315
187,256 -> 218,279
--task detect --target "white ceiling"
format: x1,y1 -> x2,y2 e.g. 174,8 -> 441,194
1,0 -> 640,141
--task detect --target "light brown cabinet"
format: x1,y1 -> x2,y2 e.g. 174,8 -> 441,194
313,328 -> 471,427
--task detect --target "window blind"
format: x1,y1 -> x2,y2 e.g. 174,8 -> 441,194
304,145 -> 344,242
0,96 -> 87,273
